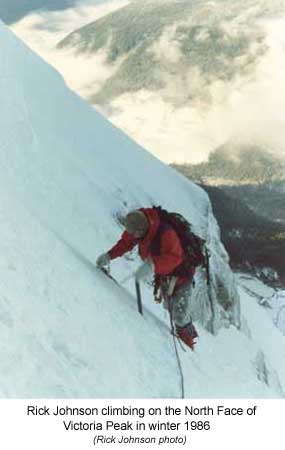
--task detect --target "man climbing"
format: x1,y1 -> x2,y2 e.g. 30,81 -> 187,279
96,207 -> 199,350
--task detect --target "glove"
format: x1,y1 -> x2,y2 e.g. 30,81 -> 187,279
135,261 -> 153,282
96,252 -> 110,269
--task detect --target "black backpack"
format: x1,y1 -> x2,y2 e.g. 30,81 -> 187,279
151,206 -> 210,280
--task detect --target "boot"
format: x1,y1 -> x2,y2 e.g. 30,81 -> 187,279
176,322 -> 198,351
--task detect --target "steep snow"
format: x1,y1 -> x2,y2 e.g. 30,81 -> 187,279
0,20 -> 284,398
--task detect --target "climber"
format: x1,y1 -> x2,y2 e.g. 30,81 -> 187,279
96,207 -> 200,350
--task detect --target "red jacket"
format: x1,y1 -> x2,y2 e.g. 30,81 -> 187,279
108,208 -> 195,284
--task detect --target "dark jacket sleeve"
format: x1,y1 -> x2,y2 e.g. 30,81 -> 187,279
108,231 -> 139,260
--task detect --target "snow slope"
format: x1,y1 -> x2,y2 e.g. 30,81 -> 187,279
0,20 -> 284,398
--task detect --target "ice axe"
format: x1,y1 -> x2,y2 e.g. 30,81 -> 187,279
135,280 -> 143,316
100,267 -> 143,316
98,267 -> 142,316
120,262 -> 153,316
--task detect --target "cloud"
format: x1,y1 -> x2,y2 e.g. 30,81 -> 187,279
11,0 -> 130,97
10,0 -> 285,164
100,3 -> 285,163
12,1 -> 130,47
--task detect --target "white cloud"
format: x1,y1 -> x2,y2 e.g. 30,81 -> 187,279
105,13 -> 285,164
11,0 -> 130,98
12,1 -> 130,48
10,0 -> 285,164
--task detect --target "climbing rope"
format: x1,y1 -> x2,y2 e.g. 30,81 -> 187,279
167,295 -> 185,399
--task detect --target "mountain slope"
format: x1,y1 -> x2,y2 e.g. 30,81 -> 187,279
202,184 -> 285,283
57,0 -> 270,105
173,144 -> 285,185
172,148 -> 285,283
51,0 -> 285,164
1,20 -> 284,398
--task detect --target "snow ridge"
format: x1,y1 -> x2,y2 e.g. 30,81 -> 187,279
0,20 -> 284,398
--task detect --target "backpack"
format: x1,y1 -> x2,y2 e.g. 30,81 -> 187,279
151,206 -> 210,280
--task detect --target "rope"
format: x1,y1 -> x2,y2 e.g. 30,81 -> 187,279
205,248 -> 215,334
167,295 -> 185,399
207,281 -> 215,335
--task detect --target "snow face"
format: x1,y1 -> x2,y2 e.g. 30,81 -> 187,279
0,20 -> 284,398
